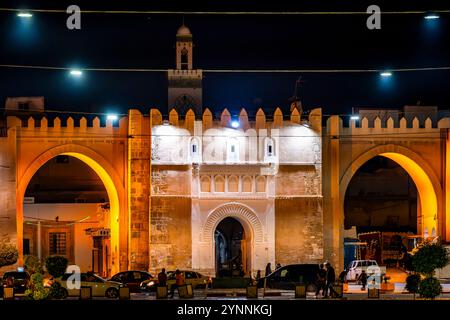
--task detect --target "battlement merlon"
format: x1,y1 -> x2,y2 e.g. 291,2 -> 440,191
148,107 -> 322,134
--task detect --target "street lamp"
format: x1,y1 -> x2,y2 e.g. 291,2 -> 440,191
350,115 -> 360,121
231,120 -> 240,128
380,71 -> 392,77
107,114 -> 118,121
17,12 -> 33,18
424,12 -> 440,20
69,69 -> 83,77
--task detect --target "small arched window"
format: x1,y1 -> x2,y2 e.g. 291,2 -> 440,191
200,176 -> 211,192
227,138 -> 239,163
215,175 -> 225,192
242,176 -> 253,193
264,137 -> 275,161
190,137 -> 200,161
256,176 -> 266,193
181,48 -> 188,70
228,175 -> 239,192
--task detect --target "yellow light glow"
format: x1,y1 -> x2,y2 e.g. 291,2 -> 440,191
381,152 -> 438,237
62,152 -> 120,275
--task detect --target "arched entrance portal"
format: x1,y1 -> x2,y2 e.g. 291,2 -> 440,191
200,202 -> 265,277
339,144 -> 442,269
215,217 -> 249,277
17,145 -> 123,275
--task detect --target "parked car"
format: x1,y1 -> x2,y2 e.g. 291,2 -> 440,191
109,271 -> 153,293
258,264 -> 320,292
140,270 -> 212,292
58,272 -> 124,298
1,271 -> 30,295
345,260 -> 387,282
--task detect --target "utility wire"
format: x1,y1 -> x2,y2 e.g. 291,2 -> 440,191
1,8 -> 450,15
1,64 -> 450,73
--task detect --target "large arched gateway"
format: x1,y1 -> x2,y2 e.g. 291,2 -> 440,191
340,144 -> 442,239
16,144 -> 125,275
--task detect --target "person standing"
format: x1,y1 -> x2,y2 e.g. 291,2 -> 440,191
169,269 -> 185,298
158,268 -> 167,287
265,263 -> 272,276
324,262 -> 338,298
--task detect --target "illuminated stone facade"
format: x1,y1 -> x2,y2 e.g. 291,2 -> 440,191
1,24 -> 450,276
1,103 -> 450,275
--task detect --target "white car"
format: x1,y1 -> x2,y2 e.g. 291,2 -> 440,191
346,260 -> 386,282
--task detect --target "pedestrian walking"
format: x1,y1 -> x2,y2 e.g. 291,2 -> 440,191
358,270 -> 368,290
315,263 -> 327,297
324,262 -> 339,298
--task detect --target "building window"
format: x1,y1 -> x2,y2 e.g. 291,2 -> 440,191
256,176 -> 266,193
23,239 -> 30,255
181,48 -> 188,70
18,102 -> 30,111
49,232 -> 67,255
215,175 -> 225,192
201,176 -> 211,192
228,175 -> 239,192
242,176 -> 253,193
227,138 -> 239,163
264,137 -> 275,158
190,137 -> 200,162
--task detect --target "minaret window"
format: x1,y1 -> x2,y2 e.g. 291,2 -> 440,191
181,48 -> 188,70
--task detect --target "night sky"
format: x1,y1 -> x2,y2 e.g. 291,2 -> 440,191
1,0 -> 450,118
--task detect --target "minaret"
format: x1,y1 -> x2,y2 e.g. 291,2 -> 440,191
168,24 -> 203,117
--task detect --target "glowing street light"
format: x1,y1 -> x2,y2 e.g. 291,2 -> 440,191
380,71 -> 392,77
424,12 -> 440,20
231,120 -> 240,128
350,115 -> 360,120
69,69 -> 83,77
107,114 -> 118,121
17,12 -> 33,18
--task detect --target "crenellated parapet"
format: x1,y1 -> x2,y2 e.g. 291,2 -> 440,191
6,115 -> 129,136
326,114 -> 450,136
152,106 -> 322,133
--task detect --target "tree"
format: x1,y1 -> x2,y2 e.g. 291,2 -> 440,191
24,255 -> 44,275
0,242 -> 18,268
412,242 -> 448,276
405,274 -> 420,299
25,273 -> 48,300
411,241 -> 449,299
45,256 -> 68,278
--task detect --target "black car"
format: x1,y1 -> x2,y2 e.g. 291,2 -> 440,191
258,264 -> 320,292
2,271 -> 30,295
109,271 -> 153,293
